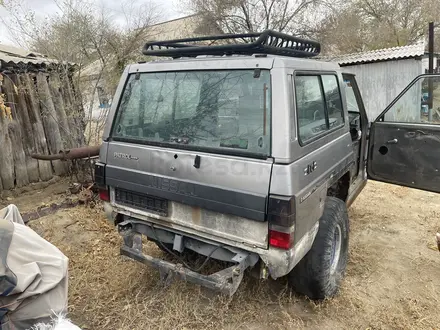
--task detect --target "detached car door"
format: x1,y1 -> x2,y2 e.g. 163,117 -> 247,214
368,74 -> 440,192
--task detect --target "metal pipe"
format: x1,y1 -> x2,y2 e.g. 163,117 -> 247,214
428,22 -> 434,122
31,145 -> 101,161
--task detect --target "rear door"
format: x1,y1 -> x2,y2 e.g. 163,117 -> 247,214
104,68 -> 273,248
367,74 -> 440,192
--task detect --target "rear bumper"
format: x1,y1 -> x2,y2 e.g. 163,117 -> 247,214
107,189 -> 269,249
121,244 -> 254,296
104,202 -> 319,281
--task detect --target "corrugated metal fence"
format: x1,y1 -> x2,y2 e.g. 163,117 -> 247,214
342,59 -> 423,121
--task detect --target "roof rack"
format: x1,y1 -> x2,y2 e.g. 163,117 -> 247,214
142,30 -> 321,59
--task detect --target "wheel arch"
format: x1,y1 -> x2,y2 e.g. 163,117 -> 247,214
327,171 -> 350,202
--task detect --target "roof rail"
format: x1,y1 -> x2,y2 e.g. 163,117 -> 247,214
142,30 -> 321,59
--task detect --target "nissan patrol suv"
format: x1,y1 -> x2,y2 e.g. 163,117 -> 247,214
95,30 -> 440,299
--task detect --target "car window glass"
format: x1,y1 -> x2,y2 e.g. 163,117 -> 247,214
118,79 -> 142,127
344,79 -> 360,113
295,75 -> 327,142
112,70 -> 272,156
173,76 -> 201,120
322,75 -> 344,129
383,76 -> 440,124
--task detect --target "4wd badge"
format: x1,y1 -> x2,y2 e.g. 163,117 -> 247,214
304,161 -> 317,176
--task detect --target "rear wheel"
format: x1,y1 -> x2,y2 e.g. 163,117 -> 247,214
288,196 -> 349,300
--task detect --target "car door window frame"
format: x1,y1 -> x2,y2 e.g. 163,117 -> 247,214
342,73 -> 370,133
294,71 -> 345,146
375,73 -> 440,123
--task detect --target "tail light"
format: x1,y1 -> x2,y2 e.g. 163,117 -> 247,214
268,195 -> 295,250
269,230 -> 293,250
99,188 -> 110,201
267,195 -> 295,227
95,162 -> 109,201
94,162 -> 106,187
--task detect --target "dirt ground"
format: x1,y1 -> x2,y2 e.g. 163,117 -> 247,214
1,180 -> 440,330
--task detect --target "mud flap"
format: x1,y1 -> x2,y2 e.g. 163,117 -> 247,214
120,245 -> 254,296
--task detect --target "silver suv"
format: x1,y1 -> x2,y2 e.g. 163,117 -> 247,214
95,30 -> 440,299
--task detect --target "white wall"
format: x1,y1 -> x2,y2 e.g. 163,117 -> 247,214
80,77 -> 111,122
146,15 -> 202,40
341,59 -> 423,122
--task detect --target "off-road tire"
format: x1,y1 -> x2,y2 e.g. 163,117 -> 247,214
288,196 -> 349,300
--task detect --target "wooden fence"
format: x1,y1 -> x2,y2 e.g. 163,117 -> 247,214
0,68 -> 85,193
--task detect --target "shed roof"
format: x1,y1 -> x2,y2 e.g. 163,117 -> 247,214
0,43 -> 66,67
323,42 -> 426,66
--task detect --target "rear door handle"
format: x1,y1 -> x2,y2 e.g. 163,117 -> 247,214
387,138 -> 398,144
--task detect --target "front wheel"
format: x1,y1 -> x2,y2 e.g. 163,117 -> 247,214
288,196 -> 349,300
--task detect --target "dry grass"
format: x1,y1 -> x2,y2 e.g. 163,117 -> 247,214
31,207 -> 310,330
24,181 -> 440,330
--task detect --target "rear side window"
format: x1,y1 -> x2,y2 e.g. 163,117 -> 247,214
321,75 -> 344,127
295,74 -> 344,144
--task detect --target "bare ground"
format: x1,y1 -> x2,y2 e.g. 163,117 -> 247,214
2,181 -> 440,330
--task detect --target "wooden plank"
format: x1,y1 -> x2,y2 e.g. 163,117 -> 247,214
48,73 -> 72,147
61,74 -> 85,147
0,107 -> 15,190
36,72 -> 66,176
21,74 -> 53,181
60,74 -> 78,146
10,74 -> 40,183
3,75 -> 29,188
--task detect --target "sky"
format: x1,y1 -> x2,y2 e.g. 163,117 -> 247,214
0,0 -> 184,47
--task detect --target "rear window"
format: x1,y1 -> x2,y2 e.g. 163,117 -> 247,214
112,70 -> 272,157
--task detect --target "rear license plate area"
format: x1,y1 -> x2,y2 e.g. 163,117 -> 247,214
115,188 -> 168,216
